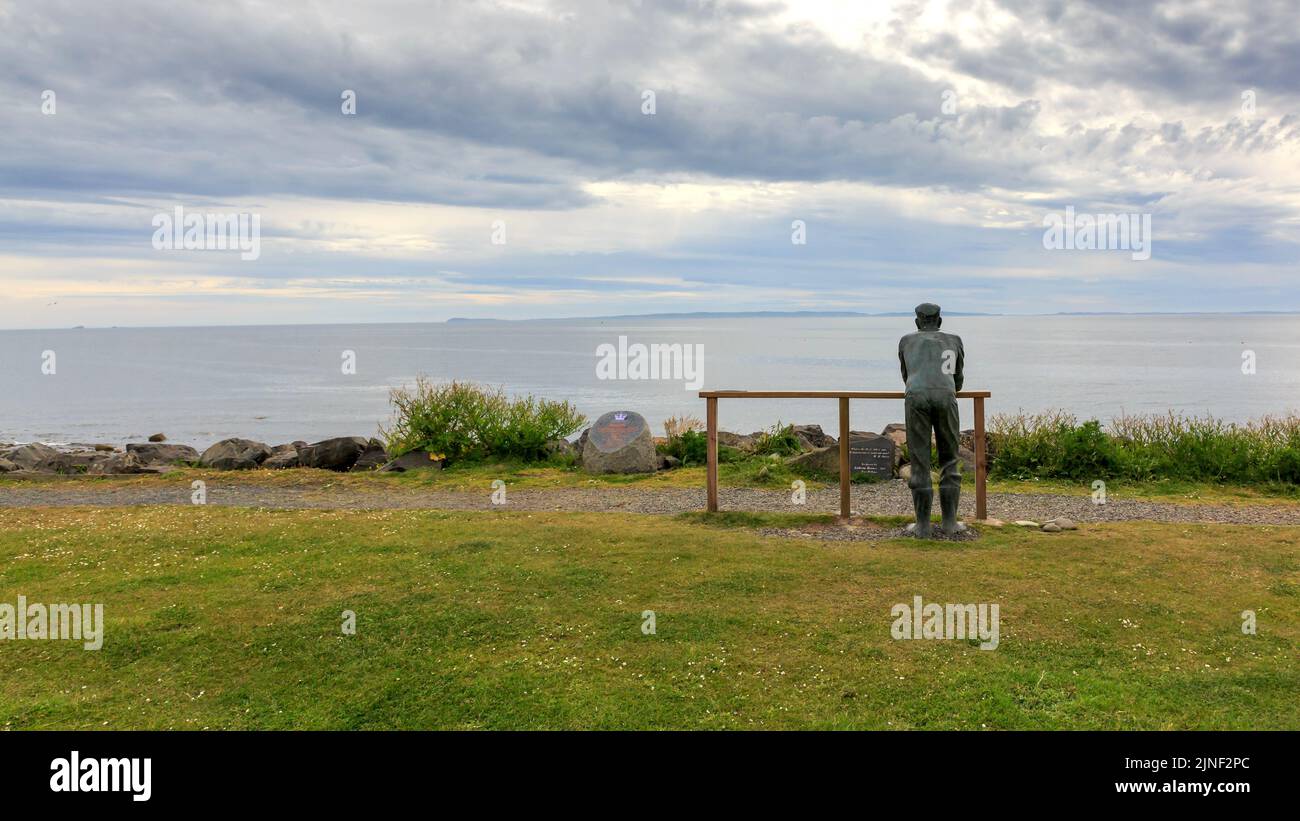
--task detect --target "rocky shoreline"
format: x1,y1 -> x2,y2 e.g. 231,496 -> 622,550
0,435 -> 440,477
0,419 -> 981,479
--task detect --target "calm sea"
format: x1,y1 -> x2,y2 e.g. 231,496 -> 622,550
2,315 -> 1297,448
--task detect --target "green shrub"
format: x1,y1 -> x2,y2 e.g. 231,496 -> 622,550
661,429 -> 709,466
1056,420 -> 1123,479
753,422 -> 802,457
381,379 -> 585,462
1270,446 -> 1300,484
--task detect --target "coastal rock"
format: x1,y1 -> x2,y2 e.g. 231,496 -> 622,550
262,447 -> 301,469
1,443 -> 68,473
378,451 -> 444,472
125,443 -> 200,466
960,429 -> 998,463
63,452 -> 106,472
1045,517 -> 1078,531
791,424 -> 834,450
881,423 -> 907,449
93,443 -> 117,452
0,458 -> 18,473
299,437 -> 369,471
350,439 -> 390,472
787,444 -> 840,474
662,454 -> 682,470
1042,522 -> 1063,533
148,432 -> 167,443
199,438 -> 272,470
581,411 -> 658,474
717,431 -> 756,451
87,451 -> 148,475
544,438 -> 577,459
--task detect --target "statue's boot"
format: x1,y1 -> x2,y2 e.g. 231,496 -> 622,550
908,489 -> 934,538
940,486 -> 967,535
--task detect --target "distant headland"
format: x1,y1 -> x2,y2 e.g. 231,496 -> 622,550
444,309 -> 1298,324
446,310 -> 1002,323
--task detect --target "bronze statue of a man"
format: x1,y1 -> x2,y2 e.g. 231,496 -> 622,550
898,303 -> 965,537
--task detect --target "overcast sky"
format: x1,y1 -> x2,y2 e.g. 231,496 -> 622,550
2,0 -> 1298,328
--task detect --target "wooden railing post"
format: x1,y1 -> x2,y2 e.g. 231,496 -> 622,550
706,396 -> 719,513
973,396 -> 987,521
838,396 -> 850,519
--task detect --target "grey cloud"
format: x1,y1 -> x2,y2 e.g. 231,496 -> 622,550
912,0 -> 1300,103
0,0 -> 1060,207
4,0 -> 1297,211
1,0 -> 1298,323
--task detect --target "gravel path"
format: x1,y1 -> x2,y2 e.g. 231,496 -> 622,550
2,477 -> 1299,525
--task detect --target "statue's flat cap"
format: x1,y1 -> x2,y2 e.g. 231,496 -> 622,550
914,302 -> 941,319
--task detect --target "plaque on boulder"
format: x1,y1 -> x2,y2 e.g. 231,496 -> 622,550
849,433 -> 895,479
582,411 -> 658,474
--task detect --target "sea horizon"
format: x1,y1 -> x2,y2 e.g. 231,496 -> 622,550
4,313 -> 1297,449
7,307 -> 1300,334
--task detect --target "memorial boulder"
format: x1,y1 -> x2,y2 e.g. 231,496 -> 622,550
581,411 -> 658,474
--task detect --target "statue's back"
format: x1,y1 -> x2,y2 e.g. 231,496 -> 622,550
899,330 -> 962,394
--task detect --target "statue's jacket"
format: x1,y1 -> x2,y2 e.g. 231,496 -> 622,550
898,330 -> 964,395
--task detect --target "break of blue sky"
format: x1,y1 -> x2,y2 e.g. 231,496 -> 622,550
1,0 -> 1298,328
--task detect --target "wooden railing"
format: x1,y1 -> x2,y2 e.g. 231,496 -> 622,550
698,390 -> 991,520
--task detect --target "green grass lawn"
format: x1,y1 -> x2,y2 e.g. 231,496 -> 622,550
1,507 -> 1296,730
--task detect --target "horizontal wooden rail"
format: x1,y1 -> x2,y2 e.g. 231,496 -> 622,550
700,390 -> 991,399
701,389 -> 990,521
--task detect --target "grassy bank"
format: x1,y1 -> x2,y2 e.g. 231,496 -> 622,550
1,507 -> 1295,729
8,458 -> 1300,507
990,410 -> 1300,486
